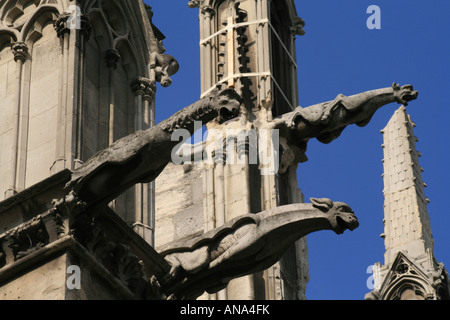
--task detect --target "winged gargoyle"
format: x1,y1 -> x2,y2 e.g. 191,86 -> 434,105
276,83 -> 418,148
65,88 -> 243,207
157,197 -> 359,299
145,5 -> 179,88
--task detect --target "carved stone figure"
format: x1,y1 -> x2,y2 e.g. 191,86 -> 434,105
187,0 -> 203,8
150,51 -> 179,88
12,42 -> 28,62
66,88 -> 243,207
145,5 -> 180,88
158,197 -> 359,299
276,83 -> 418,146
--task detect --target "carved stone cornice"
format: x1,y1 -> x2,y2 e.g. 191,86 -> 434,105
12,42 -> 28,62
131,77 -> 156,101
0,168 -> 172,299
0,186 -> 170,299
5,216 -> 49,261
65,199 -> 168,299
0,208 -> 64,266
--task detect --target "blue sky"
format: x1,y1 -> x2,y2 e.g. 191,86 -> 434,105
146,1 -> 450,300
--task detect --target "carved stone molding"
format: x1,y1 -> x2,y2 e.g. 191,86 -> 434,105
71,213 -> 144,283
0,187 -> 168,299
6,216 -> 50,261
0,208 -> 64,265
80,217 -> 166,299
54,191 -> 167,299
0,196 -> 168,299
131,77 -> 156,101
12,42 -> 28,62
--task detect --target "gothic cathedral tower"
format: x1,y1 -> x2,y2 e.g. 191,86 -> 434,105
0,0 -> 179,299
0,0 -> 172,245
154,0 -> 308,300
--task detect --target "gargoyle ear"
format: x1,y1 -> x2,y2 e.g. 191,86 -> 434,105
310,198 -> 334,210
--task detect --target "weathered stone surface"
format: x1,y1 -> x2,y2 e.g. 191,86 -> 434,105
0,171 -> 172,300
158,198 -> 358,299
276,83 -> 419,147
1,255 -> 67,300
66,88 -> 242,208
155,164 -> 203,246
1,0 -> 429,302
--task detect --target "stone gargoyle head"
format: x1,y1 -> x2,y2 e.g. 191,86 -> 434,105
310,197 -> 359,234
392,83 -> 419,106
207,87 -> 243,124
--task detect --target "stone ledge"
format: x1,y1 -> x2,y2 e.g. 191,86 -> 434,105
0,171 -> 171,299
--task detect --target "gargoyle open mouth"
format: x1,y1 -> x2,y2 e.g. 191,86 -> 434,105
400,91 -> 419,106
394,84 -> 419,106
218,106 -> 239,123
333,214 -> 359,235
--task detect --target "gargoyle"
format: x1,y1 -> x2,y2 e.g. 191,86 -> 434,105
150,51 -> 179,88
65,88 -> 242,207
276,83 -> 418,146
145,5 -> 180,88
158,197 -> 359,299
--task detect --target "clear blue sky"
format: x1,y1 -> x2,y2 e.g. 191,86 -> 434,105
146,0 -> 450,300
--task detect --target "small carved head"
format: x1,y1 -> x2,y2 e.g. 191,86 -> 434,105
310,198 -> 359,234
392,83 -> 419,106
208,88 -> 243,124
